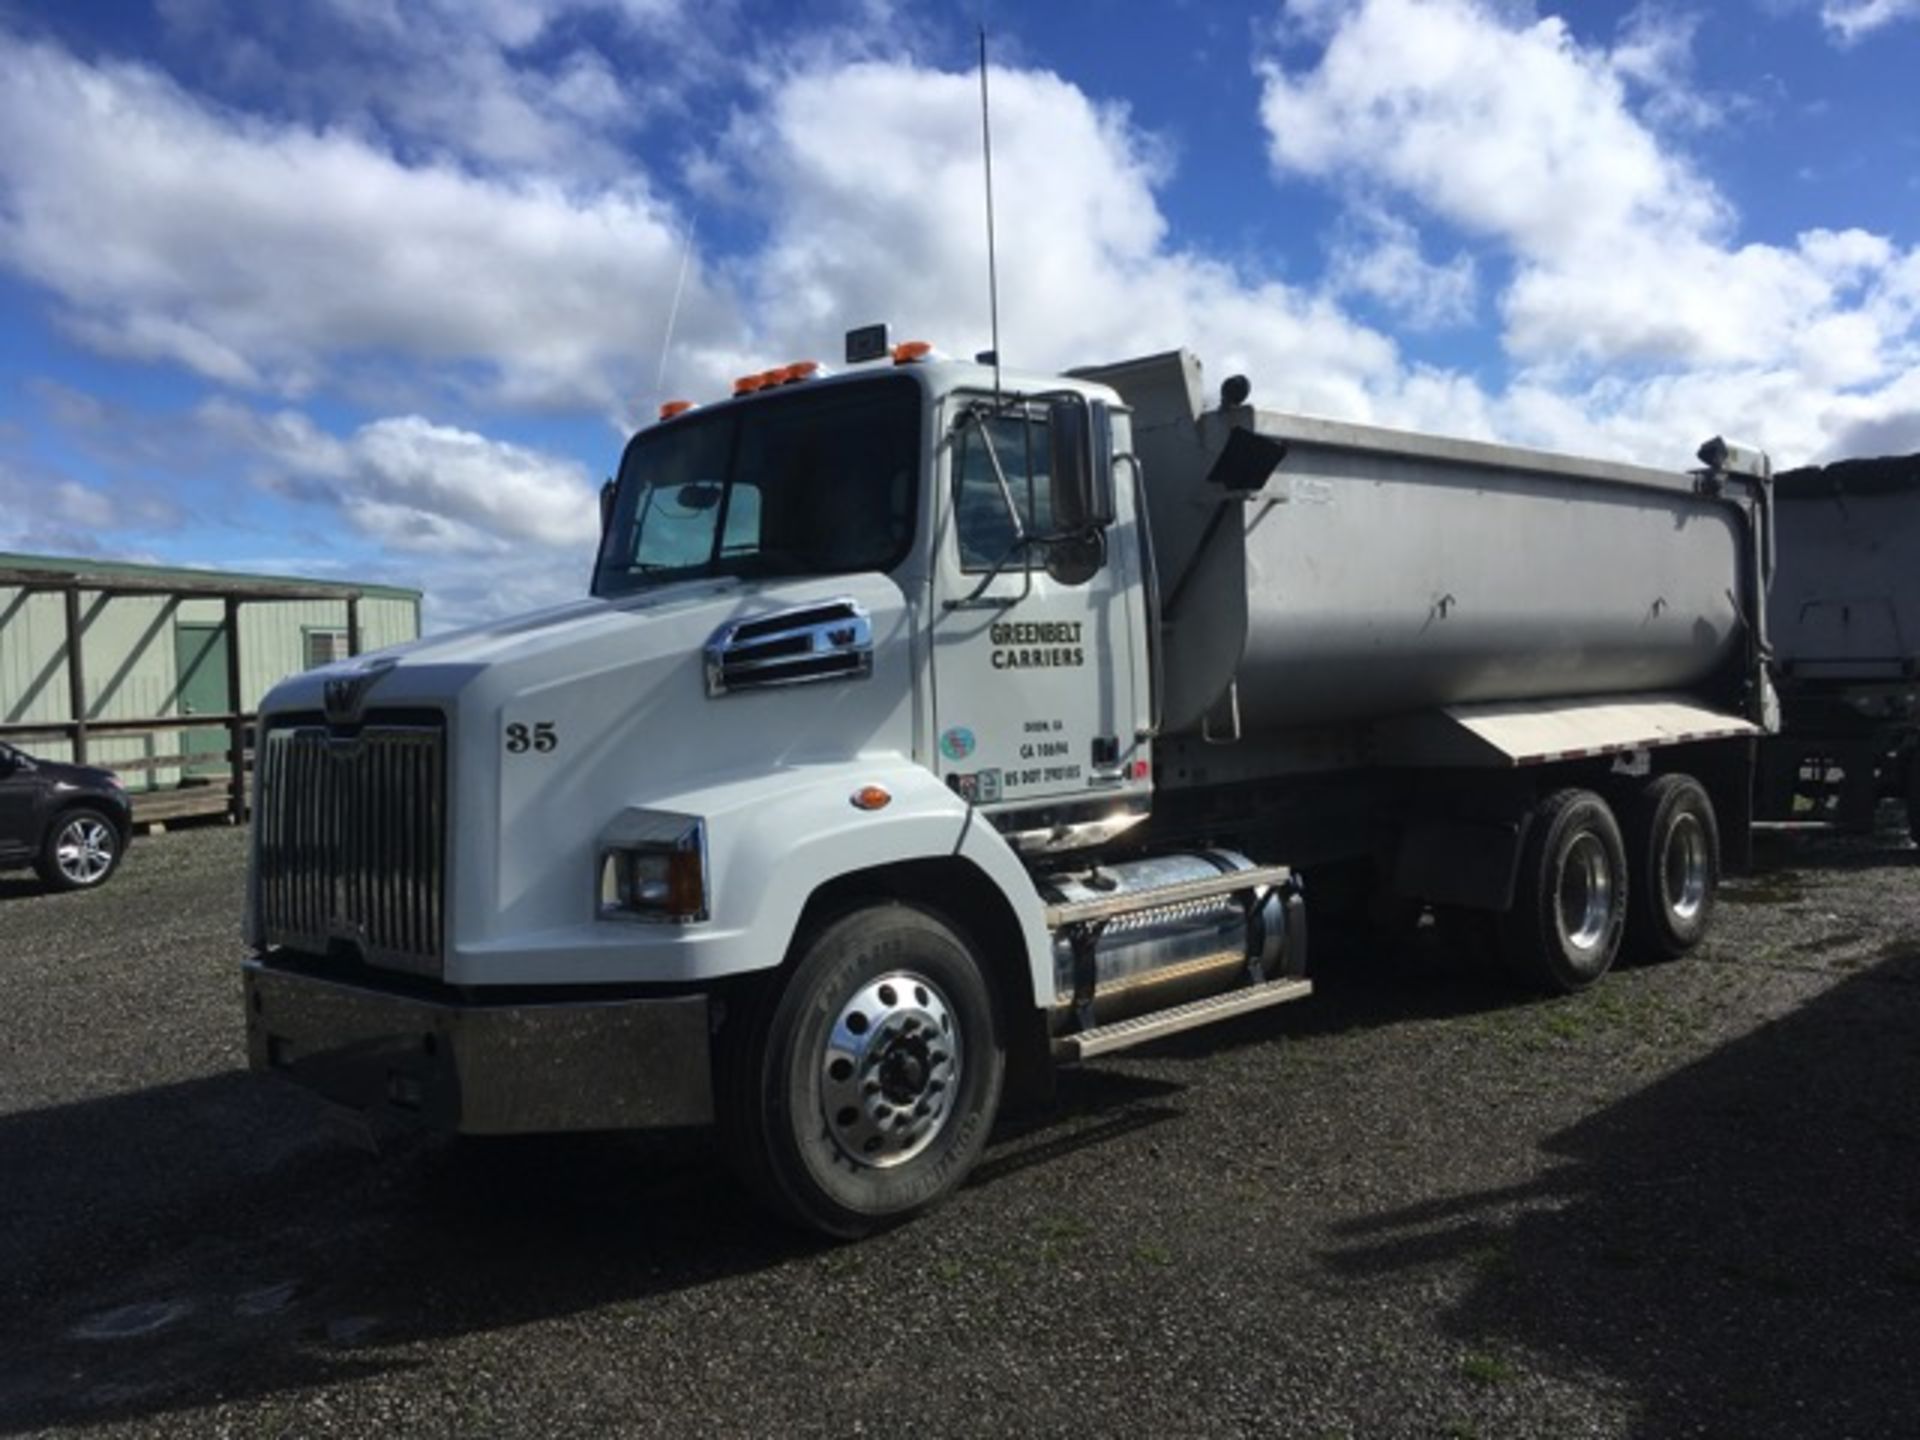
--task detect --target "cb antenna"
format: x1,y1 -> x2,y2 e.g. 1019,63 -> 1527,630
978,25 -> 1002,401
653,216 -> 697,406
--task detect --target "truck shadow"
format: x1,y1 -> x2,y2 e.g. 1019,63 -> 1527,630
0,1060 -> 1181,1433
1316,946 -> 1920,1437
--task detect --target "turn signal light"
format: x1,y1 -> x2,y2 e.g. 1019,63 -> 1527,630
892,340 -> 933,364
658,400 -> 694,420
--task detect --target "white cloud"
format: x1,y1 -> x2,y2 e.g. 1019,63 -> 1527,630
1820,0 -> 1920,42
1256,0 -> 1920,465
737,60 -> 1408,422
0,34 -> 739,413
1327,209 -> 1477,330
201,401 -> 600,554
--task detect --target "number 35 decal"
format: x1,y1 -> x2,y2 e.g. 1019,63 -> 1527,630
505,721 -> 558,753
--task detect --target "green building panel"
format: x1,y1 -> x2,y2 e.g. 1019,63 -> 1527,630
0,552 -> 422,792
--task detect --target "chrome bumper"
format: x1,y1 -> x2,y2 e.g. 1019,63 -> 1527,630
243,957 -> 714,1134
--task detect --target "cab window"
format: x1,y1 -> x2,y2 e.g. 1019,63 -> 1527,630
953,411 -> 1053,571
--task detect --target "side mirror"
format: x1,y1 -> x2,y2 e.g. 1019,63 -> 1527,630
1048,396 -> 1115,533
599,478 -> 617,537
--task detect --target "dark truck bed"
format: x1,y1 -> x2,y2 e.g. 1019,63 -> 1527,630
1761,452 -> 1920,838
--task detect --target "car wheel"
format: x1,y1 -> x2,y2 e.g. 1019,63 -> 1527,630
36,806 -> 123,891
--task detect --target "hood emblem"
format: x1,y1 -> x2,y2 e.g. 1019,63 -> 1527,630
323,659 -> 397,725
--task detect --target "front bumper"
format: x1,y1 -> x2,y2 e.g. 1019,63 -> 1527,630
243,956 -> 714,1134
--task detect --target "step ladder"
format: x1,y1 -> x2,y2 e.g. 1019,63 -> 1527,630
1046,863 -> 1311,1062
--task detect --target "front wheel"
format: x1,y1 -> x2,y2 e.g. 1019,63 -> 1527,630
35,807 -> 123,891
718,903 -> 1005,1238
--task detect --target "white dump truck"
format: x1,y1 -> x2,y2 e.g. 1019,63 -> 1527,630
244,329 -> 1776,1234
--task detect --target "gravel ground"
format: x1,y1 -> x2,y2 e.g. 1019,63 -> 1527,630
2,816 -> 1918,1439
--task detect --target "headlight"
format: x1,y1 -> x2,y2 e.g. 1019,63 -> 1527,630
597,810 -> 708,923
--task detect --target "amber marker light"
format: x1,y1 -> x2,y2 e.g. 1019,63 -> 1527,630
658,400 -> 694,421
891,340 -> 933,364
850,785 -> 893,811
784,360 -> 821,382
733,373 -> 767,396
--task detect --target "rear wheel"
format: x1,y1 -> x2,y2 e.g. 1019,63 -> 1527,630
35,807 -> 123,891
1500,789 -> 1628,994
717,903 -> 1004,1238
1624,774 -> 1719,961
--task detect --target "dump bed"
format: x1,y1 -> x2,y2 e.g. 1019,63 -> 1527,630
1078,352 -> 1771,739
1769,454 -> 1920,687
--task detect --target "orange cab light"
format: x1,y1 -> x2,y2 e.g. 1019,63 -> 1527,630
784,360 -> 821,382
733,373 -> 768,395
850,784 -> 893,811
892,340 -> 933,364
758,368 -> 787,389
658,399 -> 694,421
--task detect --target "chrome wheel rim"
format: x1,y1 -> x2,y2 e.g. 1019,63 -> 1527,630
820,970 -> 961,1169
1663,812 -> 1710,921
1557,832 -> 1613,953
56,816 -> 115,884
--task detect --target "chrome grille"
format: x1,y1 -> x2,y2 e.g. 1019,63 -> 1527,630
256,719 -> 446,976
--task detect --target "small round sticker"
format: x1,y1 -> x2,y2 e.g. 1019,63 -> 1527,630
939,727 -> 977,761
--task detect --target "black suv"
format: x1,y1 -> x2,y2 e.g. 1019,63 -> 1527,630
0,741 -> 132,891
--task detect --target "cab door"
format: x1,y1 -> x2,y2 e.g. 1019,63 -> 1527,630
926,393 -> 1151,828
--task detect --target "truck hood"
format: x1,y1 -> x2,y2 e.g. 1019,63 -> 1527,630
258,573 -> 923,949
264,575 -> 893,721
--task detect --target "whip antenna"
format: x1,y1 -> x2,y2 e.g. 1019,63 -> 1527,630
978,26 -> 1001,401
654,217 -> 696,402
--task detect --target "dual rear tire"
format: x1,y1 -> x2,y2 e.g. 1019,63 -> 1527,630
1501,776 -> 1719,994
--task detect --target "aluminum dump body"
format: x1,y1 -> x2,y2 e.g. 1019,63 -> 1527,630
1079,352 -> 1769,737
1769,454 -> 1920,687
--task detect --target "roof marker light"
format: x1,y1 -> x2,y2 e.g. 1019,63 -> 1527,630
658,400 -> 694,421
733,373 -> 769,396
892,341 -> 933,364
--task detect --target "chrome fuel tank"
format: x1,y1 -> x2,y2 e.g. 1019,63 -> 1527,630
1042,851 -> 1287,1025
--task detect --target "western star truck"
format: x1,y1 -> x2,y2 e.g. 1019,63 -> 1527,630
244,329 -> 1776,1235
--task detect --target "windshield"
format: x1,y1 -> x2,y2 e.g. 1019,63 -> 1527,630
593,375 -> 921,597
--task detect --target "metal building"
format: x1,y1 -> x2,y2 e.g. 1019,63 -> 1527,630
0,552 -> 420,824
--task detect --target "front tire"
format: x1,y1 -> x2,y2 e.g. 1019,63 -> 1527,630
1624,774 -> 1719,961
718,903 -> 1004,1238
1500,789 -> 1628,994
35,806 -> 123,891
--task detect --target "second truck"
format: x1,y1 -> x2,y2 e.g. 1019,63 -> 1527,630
243,329 -> 1776,1235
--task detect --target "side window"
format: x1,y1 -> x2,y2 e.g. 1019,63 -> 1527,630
304,629 -> 350,669
954,412 -> 1053,571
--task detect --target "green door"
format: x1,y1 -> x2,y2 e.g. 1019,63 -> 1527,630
174,622 -> 232,779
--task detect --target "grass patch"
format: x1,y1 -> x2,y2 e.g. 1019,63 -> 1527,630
1459,1352 -> 1516,1386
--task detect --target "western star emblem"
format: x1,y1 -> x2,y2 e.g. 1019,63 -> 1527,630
322,659 -> 397,724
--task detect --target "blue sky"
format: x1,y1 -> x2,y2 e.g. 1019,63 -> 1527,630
1,0 -> 1915,628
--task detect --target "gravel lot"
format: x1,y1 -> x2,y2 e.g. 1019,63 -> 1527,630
2,817 -> 1918,1439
